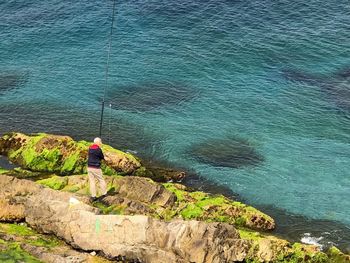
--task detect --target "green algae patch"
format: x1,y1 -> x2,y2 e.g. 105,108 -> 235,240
0,223 -> 36,236
162,182 -> 275,231
27,236 -> 62,248
0,223 -> 62,262
188,191 -> 207,201
163,183 -> 187,201
0,167 -> 8,174
282,243 -> 329,263
94,202 -> 126,215
0,242 -> 43,263
180,204 -> 204,219
0,168 -> 54,181
326,246 -> 350,263
60,151 -> 80,174
196,195 -> 227,208
37,174 -> 122,195
238,229 -> 337,263
0,223 -> 62,247
239,228 -> 265,241
37,175 -> 68,190
62,184 -> 81,193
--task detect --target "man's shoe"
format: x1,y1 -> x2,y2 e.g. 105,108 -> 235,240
98,194 -> 107,200
89,196 -> 97,203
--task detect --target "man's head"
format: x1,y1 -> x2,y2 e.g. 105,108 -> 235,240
94,137 -> 102,146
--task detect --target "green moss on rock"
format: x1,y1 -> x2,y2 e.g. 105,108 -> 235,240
326,246 -> 350,263
0,167 -> 8,174
238,228 -> 336,263
180,204 -> 204,219
37,176 -> 68,190
0,242 -> 43,263
0,223 -> 36,236
94,202 -> 126,215
163,182 -> 275,231
0,223 -> 63,262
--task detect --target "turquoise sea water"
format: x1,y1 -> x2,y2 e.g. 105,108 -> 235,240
1,0 -> 350,249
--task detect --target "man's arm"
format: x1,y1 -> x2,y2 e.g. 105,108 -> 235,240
100,149 -> 105,161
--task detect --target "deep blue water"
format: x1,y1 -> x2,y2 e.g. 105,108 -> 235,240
1,0 -> 350,249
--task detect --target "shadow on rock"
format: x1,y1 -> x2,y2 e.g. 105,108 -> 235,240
188,136 -> 265,168
105,82 -> 199,112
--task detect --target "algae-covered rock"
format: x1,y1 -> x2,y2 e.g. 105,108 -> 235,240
163,183 -> 275,231
25,186 -> 247,263
39,175 -> 177,208
238,229 -> 350,263
37,176 -> 68,190
0,222 -> 112,263
37,174 -> 274,231
0,132 -> 141,176
327,246 -> 350,262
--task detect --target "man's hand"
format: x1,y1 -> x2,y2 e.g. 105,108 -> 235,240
104,153 -> 112,163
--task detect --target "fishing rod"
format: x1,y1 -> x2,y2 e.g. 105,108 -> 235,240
99,0 -> 117,138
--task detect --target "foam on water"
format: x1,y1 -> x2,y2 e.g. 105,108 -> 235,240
301,233 -> 324,248
1,0 -> 350,248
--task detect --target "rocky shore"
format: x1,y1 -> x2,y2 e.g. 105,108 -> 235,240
0,132 -> 349,262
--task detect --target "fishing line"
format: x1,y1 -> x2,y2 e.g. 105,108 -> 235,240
99,0 -> 117,138
108,103 -> 112,145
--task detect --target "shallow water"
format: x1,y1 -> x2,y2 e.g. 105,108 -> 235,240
1,0 -> 350,248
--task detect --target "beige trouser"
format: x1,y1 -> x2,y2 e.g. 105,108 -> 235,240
87,167 -> 107,197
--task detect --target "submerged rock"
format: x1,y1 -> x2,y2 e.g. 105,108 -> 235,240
0,72 -> 28,93
106,82 -> 198,112
188,136 -> 264,168
282,67 -> 350,114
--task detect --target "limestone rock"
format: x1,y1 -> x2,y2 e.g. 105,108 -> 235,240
39,175 -> 274,231
21,243 -> 88,263
101,195 -> 154,215
1,174 -> 349,263
39,175 -> 177,208
0,199 -> 25,222
25,199 -> 248,263
23,175 -> 248,262
114,176 -> 176,207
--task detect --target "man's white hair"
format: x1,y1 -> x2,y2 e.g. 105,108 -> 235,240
94,137 -> 102,145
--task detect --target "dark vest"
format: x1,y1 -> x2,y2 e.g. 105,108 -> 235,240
87,144 -> 104,168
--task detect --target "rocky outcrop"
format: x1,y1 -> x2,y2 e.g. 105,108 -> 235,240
38,175 -> 274,231
0,222 -> 112,263
26,201 -> 248,262
12,175 -> 246,262
0,199 -> 24,222
0,173 -> 41,223
0,132 -> 186,182
1,174 -> 349,262
0,132 -> 141,175
38,175 -> 177,207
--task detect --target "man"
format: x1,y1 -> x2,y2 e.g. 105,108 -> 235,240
87,137 -> 107,202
